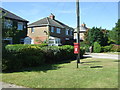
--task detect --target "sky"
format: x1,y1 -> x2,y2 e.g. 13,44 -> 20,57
1,1 -> 118,30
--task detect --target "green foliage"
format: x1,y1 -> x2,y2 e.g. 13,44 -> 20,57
85,27 -> 108,46
109,19 -> 120,45
101,45 -> 112,52
93,42 -> 101,53
3,46 -> 45,71
2,44 -> 85,72
111,44 -> 120,52
80,42 -> 90,52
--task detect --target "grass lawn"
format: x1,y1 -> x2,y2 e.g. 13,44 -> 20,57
1,58 -> 118,88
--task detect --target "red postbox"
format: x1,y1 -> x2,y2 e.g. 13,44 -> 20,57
74,43 -> 80,54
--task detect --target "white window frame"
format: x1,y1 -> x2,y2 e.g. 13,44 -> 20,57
31,28 -> 34,33
51,27 -> 54,33
17,22 -> 23,30
66,29 -> 69,35
56,28 -> 61,34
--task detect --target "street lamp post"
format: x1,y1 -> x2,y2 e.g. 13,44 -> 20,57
76,0 -> 80,68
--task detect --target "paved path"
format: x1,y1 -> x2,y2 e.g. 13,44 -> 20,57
0,82 -> 27,89
84,53 -> 119,60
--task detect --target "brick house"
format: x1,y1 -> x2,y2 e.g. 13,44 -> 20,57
1,7 -> 28,44
74,23 -> 88,41
27,13 -> 74,45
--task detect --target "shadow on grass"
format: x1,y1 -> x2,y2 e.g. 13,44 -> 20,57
3,58 -> 77,73
114,60 -> 120,62
81,61 -> 101,64
90,66 -> 103,68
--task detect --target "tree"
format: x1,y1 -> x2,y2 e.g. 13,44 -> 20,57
84,27 -> 108,46
109,19 -> 120,45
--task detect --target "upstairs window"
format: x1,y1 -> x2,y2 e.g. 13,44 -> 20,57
56,28 -> 61,34
66,29 -> 69,35
17,22 -> 23,30
51,27 -> 54,32
4,19 -> 12,29
31,28 -> 34,33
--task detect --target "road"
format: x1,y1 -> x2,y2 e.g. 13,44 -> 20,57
84,53 -> 119,60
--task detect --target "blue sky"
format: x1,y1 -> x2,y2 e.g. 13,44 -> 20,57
2,2 -> 118,30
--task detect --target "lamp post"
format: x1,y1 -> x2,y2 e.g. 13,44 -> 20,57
76,0 -> 80,68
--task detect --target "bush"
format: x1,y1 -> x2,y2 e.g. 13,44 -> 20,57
93,42 -> 101,53
80,42 -> 90,52
2,44 -> 85,72
102,45 -> 112,52
3,45 -> 45,72
111,44 -> 120,52
80,47 -> 85,57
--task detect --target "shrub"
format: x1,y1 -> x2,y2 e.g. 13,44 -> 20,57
111,44 -> 120,52
80,42 -> 90,52
2,44 -> 85,72
102,45 -> 112,52
2,45 -> 45,72
93,42 -> 101,53
80,47 -> 85,57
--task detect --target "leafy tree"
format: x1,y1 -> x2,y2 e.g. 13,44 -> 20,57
109,19 -> 120,45
84,27 -> 108,46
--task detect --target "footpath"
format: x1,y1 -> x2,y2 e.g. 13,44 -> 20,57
84,53 -> 119,60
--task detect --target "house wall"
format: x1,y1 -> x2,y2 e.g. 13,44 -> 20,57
49,26 -> 74,45
27,25 -> 74,45
27,26 -> 49,44
2,18 -> 28,44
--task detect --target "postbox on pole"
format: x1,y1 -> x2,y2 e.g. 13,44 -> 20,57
74,43 -> 80,54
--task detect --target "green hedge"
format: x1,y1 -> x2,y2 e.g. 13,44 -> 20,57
2,44 -> 85,72
93,42 -> 101,53
101,44 -> 120,52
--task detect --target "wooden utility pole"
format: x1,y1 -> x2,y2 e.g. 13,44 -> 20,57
76,0 -> 80,68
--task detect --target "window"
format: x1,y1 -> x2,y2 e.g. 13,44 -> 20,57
31,28 -> 34,33
56,28 -> 61,34
17,22 -> 23,30
51,27 -> 54,32
66,29 -> 69,35
20,38 -> 24,44
4,19 -> 12,29
70,30 -> 73,36
3,37 -> 13,44
65,38 -> 69,40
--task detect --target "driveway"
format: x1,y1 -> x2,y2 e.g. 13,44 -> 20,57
84,53 -> 119,60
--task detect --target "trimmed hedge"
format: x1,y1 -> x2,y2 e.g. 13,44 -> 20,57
2,44 -> 85,72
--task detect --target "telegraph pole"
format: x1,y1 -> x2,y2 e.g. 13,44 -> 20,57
76,0 -> 80,68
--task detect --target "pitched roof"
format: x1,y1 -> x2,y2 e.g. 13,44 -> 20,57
1,7 -> 28,22
28,17 -> 73,29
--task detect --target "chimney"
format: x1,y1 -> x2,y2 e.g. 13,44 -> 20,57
81,23 -> 86,27
49,13 -> 55,20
